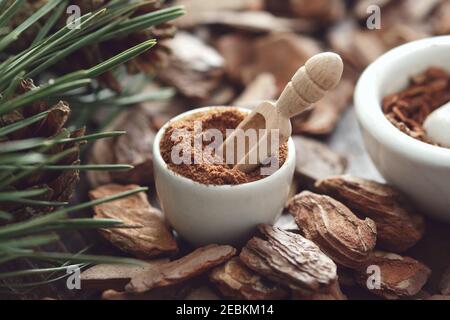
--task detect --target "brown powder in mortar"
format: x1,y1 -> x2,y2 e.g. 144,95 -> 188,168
160,108 -> 288,185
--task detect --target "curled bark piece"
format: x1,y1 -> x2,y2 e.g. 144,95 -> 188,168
126,244 -> 236,293
240,225 -> 337,295
315,175 -> 425,252
293,136 -> 347,187
210,257 -> 289,300
287,191 -> 377,269
89,184 -> 177,258
355,251 -> 431,300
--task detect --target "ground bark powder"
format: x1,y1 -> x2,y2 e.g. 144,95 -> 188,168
160,108 -> 287,185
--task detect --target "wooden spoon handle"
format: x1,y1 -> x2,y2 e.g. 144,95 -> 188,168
276,52 -> 343,119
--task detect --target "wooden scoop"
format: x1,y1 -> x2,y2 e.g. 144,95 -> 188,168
221,52 -> 344,173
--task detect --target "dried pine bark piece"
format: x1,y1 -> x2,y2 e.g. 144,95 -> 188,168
217,33 -> 321,92
328,20 -> 386,71
355,251 -> 431,300
242,33 -> 321,93
433,0 -> 450,35
210,257 -> 289,300
233,73 -> 277,107
293,136 -> 347,187
292,100 -> 339,135
216,34 -> 254,84
266,0 -> 345,21
126,244 -> 236,293
291,76 -> 354,135
287,191 -> 377,269
290,0 -> 345,21
87,105 -> 155,187
177,9 -> 317,34
402,0 -> 442,21
240,225 -> 337,295
112,114 -> 155,183
80,259 -> 169,291
89,184 -> 177,258
315,175 -> 425,252
158,32 -> 224,102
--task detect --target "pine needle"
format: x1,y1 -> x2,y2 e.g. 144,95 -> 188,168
0,0 -> 25,30
31,0 -> 69,46
0,263 -> 83,280
0,0 -> 64,51
0,188 -> 48,201
0,111 -> 50,136
0,186 -> 148,237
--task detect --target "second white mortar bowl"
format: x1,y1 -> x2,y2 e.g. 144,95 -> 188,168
354,36 -> 450,221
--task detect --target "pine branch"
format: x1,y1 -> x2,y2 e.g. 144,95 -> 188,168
0,0 -> 184,292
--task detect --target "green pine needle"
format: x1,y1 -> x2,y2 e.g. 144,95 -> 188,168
0,0 -> 64,51
0,111 -> 49,136
0,263 -> 84,280
0,188 -> 48,201
0,186 -> 148,238
31,1 -> 69,46
0,0 -> 25,30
